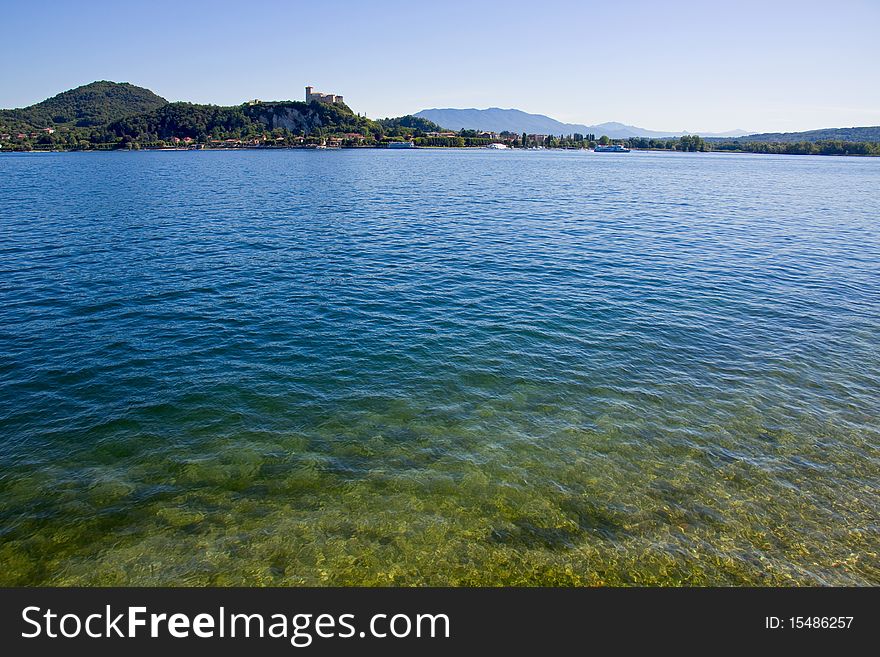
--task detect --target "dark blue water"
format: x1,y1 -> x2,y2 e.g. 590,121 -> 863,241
1,149 -> 878,585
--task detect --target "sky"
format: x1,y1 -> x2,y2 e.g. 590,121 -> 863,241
2,0 -> 879,134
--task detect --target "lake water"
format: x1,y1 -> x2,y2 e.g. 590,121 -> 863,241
1,148 -> 878,585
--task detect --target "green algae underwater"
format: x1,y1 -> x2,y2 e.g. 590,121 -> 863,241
1,149 -> 878,585
2,402 -> 878,586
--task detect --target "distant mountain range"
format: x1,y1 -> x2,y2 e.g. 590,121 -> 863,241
414,107 -> 751,138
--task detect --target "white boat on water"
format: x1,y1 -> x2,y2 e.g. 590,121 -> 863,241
387,141 -> 415,149
594,144 -> 630,153
486,143 -> 509,149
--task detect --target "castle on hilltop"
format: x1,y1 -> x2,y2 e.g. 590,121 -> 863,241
305,86 -> 344,105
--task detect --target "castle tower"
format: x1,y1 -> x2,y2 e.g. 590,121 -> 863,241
305,86 -> 313,102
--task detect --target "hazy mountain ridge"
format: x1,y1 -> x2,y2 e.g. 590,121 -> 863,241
414,107 -> 750,138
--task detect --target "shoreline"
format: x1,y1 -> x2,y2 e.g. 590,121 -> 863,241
2,145 -> 877,157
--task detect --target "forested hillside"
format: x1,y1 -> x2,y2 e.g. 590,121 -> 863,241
1,81 -> 447,150
720,126 -> 880,143
0,81 -> 167,132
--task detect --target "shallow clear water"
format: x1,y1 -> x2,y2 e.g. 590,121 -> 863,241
0,149 -> 878,585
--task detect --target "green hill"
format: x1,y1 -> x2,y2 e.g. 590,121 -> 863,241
1,81 -> 450,148
0,81 -> 167,131
717,126 -> 880,143
97,99 -> 382,143
377,115 -> 443,133
92,99 -> 447,145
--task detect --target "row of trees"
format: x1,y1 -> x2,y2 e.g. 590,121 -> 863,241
4,110 -> 879,156
713,140 -> 880,156
621,135 -> 709,151
2,100 -> 434,149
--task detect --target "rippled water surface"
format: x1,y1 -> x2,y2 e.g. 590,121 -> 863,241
1,149 -> 878,585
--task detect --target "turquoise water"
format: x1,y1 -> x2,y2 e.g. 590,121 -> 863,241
0,149 -> 878,585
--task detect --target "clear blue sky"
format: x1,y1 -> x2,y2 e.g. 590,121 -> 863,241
2,0 -> 879,133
